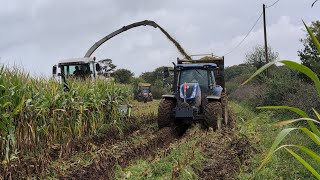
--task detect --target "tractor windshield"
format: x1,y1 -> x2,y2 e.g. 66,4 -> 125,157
179,69 -> 209,91
61,64 -> 91,79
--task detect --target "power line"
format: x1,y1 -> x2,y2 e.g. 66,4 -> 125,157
223,12 -> 263,56
266,0 -> 281,8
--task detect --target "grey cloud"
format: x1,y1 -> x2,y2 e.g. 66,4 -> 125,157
0,0 -> 319,76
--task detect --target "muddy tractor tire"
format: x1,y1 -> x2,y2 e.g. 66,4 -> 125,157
157,99 -> 175,129
204,101 -> 223,130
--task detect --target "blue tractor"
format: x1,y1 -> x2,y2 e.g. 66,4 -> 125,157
158,55 -> 228,130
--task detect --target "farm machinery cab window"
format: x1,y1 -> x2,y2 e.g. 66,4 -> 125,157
61,64 -> 91,78
178,69 -> 213,92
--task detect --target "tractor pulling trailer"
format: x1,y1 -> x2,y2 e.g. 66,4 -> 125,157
158,55 -> 228,130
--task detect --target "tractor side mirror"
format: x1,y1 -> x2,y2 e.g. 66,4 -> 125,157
163,67 -> 169,79
95,63 -> 101,72
52,65 -> 57,76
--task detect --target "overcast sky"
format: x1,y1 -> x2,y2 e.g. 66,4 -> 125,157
0,0 -> 319,77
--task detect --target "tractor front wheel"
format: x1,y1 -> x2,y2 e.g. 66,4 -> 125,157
204,101 -> 223,130
157,99 -> 175,129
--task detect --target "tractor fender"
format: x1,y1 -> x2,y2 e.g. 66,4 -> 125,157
161,94 -> 175,99
162,94 -> 175,99
207,85 -> 223,101
206,95 -> 221,100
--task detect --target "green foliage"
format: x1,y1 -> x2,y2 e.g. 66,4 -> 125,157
263,66 -> 300,106
245,45 -> 279,69
140,67 -> 162,84
233,102 -> 318,179
225,64 -> 256,82
140,67 -> 172,99
298,20 -> 320,77
0,66 -> 132,163
152,80 -> 171,99
113,68 -> 134,84
241,21 -> 320,179
131,77 -> 146,97
227,65 -> 312,114
97,59 -> 117,77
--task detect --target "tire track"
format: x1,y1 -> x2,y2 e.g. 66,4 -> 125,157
61,127 -> 178,179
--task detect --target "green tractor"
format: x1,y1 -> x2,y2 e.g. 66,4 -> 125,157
158,55 -> 228,131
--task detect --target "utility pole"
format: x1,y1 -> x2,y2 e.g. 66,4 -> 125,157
263,4 -> 269,77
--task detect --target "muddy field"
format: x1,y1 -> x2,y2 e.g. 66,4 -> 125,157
61,103 -> 252,179
0,101 -> 253,180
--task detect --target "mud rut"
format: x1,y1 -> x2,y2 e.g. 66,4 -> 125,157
59,110 -> 252,180
3,107 -> 248,179
62,127 -> 177,179
0,108 -> 251,180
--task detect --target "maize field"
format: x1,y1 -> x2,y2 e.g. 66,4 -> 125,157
0,65 -> 132,164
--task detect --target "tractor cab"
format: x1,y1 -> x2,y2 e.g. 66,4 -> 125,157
177,63 -> 220,95
52,57 -> 101,86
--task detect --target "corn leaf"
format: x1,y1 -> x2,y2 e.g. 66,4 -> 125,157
312,108 -> 320,121
242,60 -> 320,98
12,96 -> 25,116
291,145 -> 320,163
259,127 -> 320,171
258,128 -> 297,170
258,106 -> 308,117
281,60 -> 320,98
284,147 -> 320,179
241,61 -> 276,86
303,21 -> 320,53
0,121 -> 8,132
258,106 -> 320,137
274,118 -> 320,126
299,127 -> 320,146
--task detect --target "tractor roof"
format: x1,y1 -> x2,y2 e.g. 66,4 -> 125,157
176,63 -> 217,69
58,57 -> 95,65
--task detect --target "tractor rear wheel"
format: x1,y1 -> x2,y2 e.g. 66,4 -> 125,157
157,99 -> 175,129
204,101 -> 223,130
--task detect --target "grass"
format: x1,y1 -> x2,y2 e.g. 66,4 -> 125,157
233,102 -> 319,179
131,99 -> 159,116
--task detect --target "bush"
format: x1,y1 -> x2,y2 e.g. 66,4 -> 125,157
151,80 -> 171,99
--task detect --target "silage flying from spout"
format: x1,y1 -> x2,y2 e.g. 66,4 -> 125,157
156,25 -> 192,61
